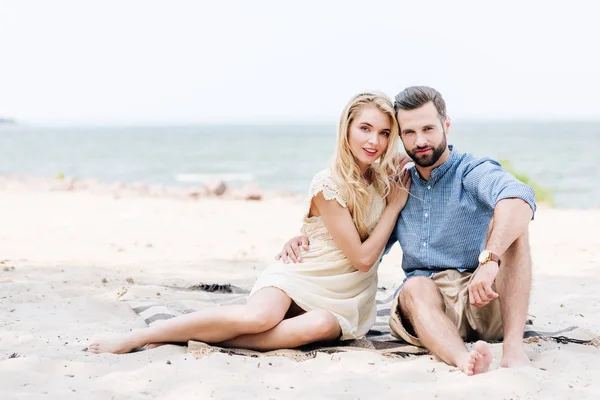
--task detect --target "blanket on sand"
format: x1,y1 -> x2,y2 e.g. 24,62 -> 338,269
123,283 -> 600,362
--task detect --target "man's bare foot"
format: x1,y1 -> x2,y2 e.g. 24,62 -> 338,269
456,341 -> 493,376
456,350 -> 479,376
473,341 -> 493,374
500,344 -> 530,368
88,332 -> 145,354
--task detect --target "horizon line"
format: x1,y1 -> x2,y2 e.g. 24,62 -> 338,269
4,117 -> 600,128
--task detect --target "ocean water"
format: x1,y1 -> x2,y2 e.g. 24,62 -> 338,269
1,122 -> 598,209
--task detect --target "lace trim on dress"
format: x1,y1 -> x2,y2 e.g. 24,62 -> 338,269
308,169 -> 347,209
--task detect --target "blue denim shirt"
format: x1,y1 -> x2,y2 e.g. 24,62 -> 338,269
384,146 -> 536,279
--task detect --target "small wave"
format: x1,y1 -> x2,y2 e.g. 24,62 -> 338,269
174,173 -> 255,183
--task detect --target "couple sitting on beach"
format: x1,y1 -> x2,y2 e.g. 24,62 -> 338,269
90,86 -> 536,376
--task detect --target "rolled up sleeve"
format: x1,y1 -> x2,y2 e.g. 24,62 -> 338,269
463,159 -> 537,217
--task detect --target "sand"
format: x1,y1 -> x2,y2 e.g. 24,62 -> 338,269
1,182 -> 599,399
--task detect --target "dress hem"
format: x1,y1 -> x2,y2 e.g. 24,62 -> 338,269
250,284 -> 358,340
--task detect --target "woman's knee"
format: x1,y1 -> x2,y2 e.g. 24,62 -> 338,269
241,307 -> 283,333
302,310 -> 340,342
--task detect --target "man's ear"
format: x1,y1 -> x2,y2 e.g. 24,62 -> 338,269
444,116 -> 451,134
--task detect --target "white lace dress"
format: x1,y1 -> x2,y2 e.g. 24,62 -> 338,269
250,169 -> 387,339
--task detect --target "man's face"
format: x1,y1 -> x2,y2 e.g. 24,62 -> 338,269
396,102 -> 449,168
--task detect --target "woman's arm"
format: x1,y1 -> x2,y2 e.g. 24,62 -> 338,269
313,171 -> 411,272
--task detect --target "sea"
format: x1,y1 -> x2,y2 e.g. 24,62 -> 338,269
1,122 -> 598,209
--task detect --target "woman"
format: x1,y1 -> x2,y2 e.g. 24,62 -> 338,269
89,93 -> 411,354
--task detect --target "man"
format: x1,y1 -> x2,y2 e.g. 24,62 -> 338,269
276,86 -> 536,376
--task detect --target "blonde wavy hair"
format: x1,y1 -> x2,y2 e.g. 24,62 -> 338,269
331,92 -> 400,241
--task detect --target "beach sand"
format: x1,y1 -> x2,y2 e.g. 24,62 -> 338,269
1,182 -> 599,399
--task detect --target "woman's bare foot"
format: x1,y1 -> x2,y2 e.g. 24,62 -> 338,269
456,341 -> 493,376
500,343 -> 530,368
88,332 -> 146,354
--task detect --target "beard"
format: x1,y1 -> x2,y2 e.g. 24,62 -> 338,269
406,134 -> 448,168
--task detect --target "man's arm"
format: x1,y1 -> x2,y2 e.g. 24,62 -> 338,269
469,198 -> 533,307
462,159 -> 536,307
485,198 -> 533,257
462,159 -> 536,251
462,158 -> 536,216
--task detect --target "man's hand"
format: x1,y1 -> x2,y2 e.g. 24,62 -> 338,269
468,262 -> 500,308
275,235 -> 309,264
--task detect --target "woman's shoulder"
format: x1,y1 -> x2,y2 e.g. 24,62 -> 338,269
310,168 -> 335,183
308,169 -> 347,207
309,168 -> 340,190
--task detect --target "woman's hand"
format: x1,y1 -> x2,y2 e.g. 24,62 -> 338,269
275,235 -> 309,263
387,169 -> 412,212
392,153 -> 412,172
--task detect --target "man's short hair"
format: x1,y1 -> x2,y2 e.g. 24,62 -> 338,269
394,86 -> 447,120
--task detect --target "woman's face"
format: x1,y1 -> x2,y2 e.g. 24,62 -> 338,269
347,104 -> 391,174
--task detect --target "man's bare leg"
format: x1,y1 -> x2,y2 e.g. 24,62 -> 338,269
219,309 -> 341,351
496,231 -> 532,367
400,277 -> 492,375
88,288 -> 292,354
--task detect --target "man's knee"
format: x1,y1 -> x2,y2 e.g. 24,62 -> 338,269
400,276 -> 442,310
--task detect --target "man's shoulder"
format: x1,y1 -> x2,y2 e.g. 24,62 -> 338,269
453,151 -> 502,176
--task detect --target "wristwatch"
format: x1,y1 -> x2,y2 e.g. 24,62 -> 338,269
478,250 -> 501,266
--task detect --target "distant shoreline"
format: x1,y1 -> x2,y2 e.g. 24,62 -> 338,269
0,173 -> 301,202
0,118 -> 17,125
0,173 -> 560,209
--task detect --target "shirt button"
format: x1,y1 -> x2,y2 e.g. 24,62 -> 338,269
427,186 -> 431,190
424,213 -> 428,217
423,242 -> 427,247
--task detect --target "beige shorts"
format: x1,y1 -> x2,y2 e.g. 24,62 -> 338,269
389,269 -> 503,347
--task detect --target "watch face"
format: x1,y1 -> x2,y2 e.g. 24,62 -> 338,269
478,250 -> 490,263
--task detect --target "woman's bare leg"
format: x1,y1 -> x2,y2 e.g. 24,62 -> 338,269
219,309 -> 341,351
88,287 -> 292,354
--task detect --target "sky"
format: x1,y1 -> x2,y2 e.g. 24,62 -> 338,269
1,0 -> 599,125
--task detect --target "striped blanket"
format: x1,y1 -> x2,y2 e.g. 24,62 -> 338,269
125,283 -> 599,362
